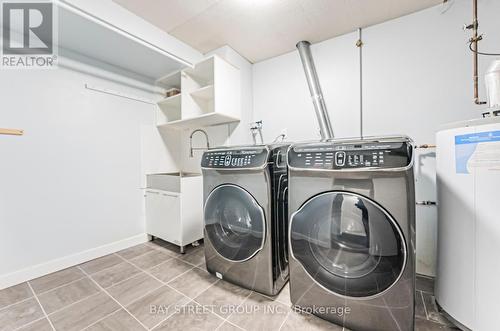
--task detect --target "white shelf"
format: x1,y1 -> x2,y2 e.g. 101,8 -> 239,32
157,113 -> 240,130
157,94 -> 181,109
156,71 -> 181,89
183,57 -> 214,85
157,94 -> 182,123
57,2 -> 189,81
190,85 -> 214,102
156,55 -> 240,130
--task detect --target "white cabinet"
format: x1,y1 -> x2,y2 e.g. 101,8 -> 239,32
144,175 -> 203,252
145,190 -> 181,245
156,55 -> 241,129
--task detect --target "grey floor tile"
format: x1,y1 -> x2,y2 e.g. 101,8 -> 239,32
86,309 -> 145,331
37,277 -> 100,314
194,280 -> 251,318
416,275 -> 435,293
116,244 -> 154,260
129,250 -> 172,270
227,292 -> 289,331
181,243 -> 204,256
126,286 -> 189,329
49,292 -> 120,331
216,321 -> 244,331
149,258 -> 194,283
30,267 -> 84,294
146,239 -> 180,255
0,283 -> 32,309
17,318 -> 53,331
415,317 -> 459,330
0,297 -> 44,331
107,272 -> 162,306
168,268 -> 218,299
154,301 -> 224,331
281,310 -> 343,330
91,262 -> 141,289
415,291 -> 427,319
274,283 -> 291,306
422,292 -> 454,326
178,249 -> 205,267
80,255 -> 123,275
150,239 -> 204,256
198,261 -> 208,272
146,238 -> 176,248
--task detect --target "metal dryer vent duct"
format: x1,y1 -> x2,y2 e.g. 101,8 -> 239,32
296,41 -> 334,141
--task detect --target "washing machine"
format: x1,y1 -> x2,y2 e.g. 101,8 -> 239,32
287,136 -> 416,331
201,144 -> 289,296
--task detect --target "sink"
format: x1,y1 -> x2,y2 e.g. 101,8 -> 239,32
146,172 -> 201,192
163,172 -> 201,178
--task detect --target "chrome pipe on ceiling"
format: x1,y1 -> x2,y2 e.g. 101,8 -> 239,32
296,41 -> 334,141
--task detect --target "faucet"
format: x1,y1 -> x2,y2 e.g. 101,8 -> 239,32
250,120 -> 264,145
273,133 -> 286,143
189,129 -> 210,157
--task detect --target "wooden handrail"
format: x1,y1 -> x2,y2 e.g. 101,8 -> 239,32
0,128 -> 24,136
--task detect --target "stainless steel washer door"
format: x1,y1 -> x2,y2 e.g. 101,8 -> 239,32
290,191 -> 406,298
204,184 -> 266,262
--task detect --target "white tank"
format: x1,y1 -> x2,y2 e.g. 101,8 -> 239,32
436,117 -> 500,331
485,59 -> 500,108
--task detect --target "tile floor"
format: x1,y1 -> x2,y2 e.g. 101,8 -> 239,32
0,240 -> 458,331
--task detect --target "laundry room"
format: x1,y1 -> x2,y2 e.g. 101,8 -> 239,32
0,0 -> 499,330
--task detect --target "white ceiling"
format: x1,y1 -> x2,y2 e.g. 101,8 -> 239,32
112,0 -> 442,63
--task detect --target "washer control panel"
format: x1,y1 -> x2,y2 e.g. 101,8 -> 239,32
288,141 -> 412,170
202,148 -> 269,169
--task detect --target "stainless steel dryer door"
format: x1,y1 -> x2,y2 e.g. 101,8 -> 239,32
290,191 -> 406,298
204,184 -> 266,262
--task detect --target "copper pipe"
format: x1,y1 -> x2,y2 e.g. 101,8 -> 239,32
471,0 -> 487,105
416,144 -> 436,149
357,28 -> 364,138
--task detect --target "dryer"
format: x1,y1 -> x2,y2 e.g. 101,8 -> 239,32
287,136 -> 415,331
201,144 -> 289,296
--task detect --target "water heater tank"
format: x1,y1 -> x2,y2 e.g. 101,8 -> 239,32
436,117 -> 500,330
485,59 -> 500,108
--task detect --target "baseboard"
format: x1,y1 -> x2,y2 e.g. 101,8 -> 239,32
0,233 -> 149,290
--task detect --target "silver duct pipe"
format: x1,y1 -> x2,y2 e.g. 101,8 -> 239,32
296,41 -> 334,141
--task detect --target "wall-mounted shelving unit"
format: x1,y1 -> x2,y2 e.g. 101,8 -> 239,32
157,113 -> 240,130
57,1 -> 190,81
156,55 -> 241,130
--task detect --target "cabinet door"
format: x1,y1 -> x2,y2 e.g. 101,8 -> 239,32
145,190 -> 181,245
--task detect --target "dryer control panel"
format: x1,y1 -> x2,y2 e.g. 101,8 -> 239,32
202,147 -> 269,169
288,140 -> 412,170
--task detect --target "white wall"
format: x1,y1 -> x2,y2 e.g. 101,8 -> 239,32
0,1 -> 207,289
0,55 -> 165,289
206,46 -> 255,145
253,31 -> 360,142
252,0 -> 500,276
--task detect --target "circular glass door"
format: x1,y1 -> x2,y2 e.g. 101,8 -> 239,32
290,191 -> 406,298
204,184 -> 266,262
